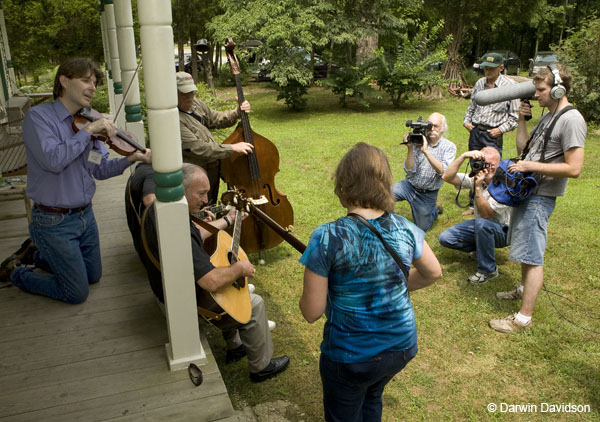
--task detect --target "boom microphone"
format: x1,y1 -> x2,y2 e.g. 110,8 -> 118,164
473,81 -> 536,106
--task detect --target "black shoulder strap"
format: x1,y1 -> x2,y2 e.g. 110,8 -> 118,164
347,213 -> 410,282
521,105 -> 574,161
178,106 -> 207,127
540,105 -> 574,162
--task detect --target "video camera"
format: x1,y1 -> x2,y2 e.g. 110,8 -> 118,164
405,117 -> 433,146
468,159 -> 492,177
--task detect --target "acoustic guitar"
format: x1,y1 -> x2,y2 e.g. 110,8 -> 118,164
195,192 -> 252,331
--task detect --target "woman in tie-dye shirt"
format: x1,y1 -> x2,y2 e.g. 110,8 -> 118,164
299,142 -> 442,422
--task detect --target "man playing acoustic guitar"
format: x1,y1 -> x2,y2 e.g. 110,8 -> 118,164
136,163 -> 289,383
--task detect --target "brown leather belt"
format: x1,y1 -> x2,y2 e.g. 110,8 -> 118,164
35,204 -> 89,214
475,124 -> 495,131
204,161 -> 219,169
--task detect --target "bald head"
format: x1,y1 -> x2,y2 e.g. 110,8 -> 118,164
182,163 -> 210,214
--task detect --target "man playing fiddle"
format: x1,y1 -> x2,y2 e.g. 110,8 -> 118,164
138,163 -> 289,382
177,71 -> 254,205
0,58 -> 151,303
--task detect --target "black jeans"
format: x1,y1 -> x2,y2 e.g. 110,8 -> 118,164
468,126 -> 503,157
320,343 -> 418,422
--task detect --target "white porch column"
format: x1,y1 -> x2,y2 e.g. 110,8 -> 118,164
113,0 -> 145,144
99,1 -> 115,114
104,0 -> 125,127
0,4 -> 16,99
137,0 -> 206,371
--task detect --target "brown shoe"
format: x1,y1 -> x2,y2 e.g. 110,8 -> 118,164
489,313 -> 532,333
496,287 -> 523,300
15,238 -> 37,265
0,256 -> 20,285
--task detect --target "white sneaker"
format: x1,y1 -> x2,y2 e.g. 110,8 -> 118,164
248,283 -> 256,294
268,320 -> 276,331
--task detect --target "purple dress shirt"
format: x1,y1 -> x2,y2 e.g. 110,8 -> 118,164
22,100 -> 131,208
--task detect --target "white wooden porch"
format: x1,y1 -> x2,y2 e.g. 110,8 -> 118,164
0,170 -> 236,421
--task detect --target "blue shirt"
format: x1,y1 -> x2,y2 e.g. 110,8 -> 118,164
300,212 -> 424,363
22,100 -> 131,208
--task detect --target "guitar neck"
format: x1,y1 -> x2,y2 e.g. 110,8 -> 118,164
231,209 -> 243,261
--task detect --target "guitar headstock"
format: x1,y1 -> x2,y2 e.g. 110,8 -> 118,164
219,189 -> 249,212
224,38 -> 241,75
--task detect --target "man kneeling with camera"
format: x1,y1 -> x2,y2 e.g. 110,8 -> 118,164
439,147 -> 511,283
393,113 -> 456,232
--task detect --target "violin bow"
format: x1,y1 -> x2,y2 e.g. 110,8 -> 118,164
113,57 -> 143,123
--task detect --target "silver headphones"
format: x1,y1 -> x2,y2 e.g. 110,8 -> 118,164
547,64 -> 566,100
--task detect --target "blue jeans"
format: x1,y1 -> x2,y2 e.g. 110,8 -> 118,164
438,218 -> 509,274
508,195 -> 556,266
11,205 -> 102,304
320,343 -> 418,422
393,179 -> 439,232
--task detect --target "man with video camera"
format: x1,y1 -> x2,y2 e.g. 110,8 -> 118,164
439,147 -> 511,283
489,64 -> 586,334
393,113 -> 456,232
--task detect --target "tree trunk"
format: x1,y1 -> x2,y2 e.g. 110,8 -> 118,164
442,17 -> 466,88
190,31 -> 199,82
204,44 -> 215,93
356,34 -> 378,66
215,41 -> 221,77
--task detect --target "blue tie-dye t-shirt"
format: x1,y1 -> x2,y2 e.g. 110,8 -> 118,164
300,212 -> 424,363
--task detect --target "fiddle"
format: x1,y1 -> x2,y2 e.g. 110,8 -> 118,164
73,107 -> 147,156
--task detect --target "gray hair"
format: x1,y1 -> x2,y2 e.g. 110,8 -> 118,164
181,163 -> 207,189
429,112 -> 448,137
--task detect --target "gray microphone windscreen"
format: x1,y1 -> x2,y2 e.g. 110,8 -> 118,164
473,81 -> 535,106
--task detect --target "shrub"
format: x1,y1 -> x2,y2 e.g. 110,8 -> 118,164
555,15 -> 600,123
317,66 -> 377,107
363,22 -> 450,107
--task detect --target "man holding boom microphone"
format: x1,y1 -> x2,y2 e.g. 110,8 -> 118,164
488,64 -> 586,333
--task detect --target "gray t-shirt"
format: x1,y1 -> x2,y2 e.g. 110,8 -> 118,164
524,108 -> 586,197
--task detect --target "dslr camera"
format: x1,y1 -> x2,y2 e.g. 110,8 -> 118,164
405,117 -> 433,146
469,159 -> 492,177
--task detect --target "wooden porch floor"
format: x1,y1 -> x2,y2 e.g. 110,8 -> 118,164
0,170 -> 235,421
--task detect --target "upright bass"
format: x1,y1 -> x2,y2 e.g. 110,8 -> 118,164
221,38 -> 295,254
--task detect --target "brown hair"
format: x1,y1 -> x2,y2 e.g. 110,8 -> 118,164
334,142 -> 395,212
534,64 -> 572,96
53,58 -> 103,99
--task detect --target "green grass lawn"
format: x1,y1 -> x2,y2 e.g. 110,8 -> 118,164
206,84 -> 600,421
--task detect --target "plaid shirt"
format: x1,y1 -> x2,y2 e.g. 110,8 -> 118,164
404,137 -> 456,191
464,74 -> 519,134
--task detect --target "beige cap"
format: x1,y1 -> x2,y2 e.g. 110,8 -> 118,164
176,71 -> 197,93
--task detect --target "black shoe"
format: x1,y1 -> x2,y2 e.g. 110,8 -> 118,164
226,344 -> 247,363
250,356 -> 290,383
15,238 -> 37,265
0,256 -> 20,285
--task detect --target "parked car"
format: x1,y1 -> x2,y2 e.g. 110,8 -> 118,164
254,51 -> 338,82
473,50 -> 521,75
175,53 -> 203,74
529,51 -> 558,76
